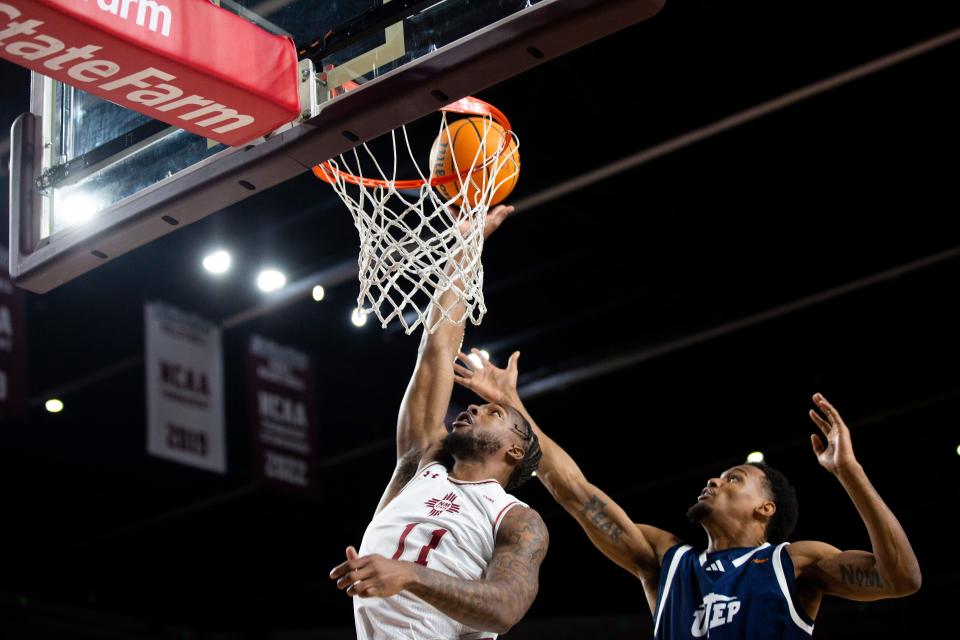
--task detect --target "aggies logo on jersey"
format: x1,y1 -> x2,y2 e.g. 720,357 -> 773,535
425,492 -> 461,517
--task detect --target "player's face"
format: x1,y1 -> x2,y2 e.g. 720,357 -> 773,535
452,403 -> 511,435
450,403 -> 522,455
696,465 -> 770,522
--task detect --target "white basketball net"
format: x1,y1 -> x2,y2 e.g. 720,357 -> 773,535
315,103 -> 519,335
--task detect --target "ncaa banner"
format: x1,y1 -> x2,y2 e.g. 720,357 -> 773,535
145,301 -> 225,472
0,264 -> 27,418
247,335 -> 316,491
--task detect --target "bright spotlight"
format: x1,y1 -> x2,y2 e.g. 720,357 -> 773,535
58,193 -> 99,227
257,269 -> 286,292
202,250 -> 232,274
351,309 -> 368,327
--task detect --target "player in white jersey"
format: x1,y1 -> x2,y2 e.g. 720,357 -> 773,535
329,204 -> 548,640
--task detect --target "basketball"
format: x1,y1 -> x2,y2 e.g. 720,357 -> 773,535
429,117 -> 520,208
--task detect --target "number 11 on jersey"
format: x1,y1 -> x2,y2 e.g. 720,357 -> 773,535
392,523 -> 448,566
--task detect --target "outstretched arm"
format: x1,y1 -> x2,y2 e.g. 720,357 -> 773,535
791,393 -> 921,602
376,205 -> 513,513
330,506 -> 548,634
454,350 -> 679,582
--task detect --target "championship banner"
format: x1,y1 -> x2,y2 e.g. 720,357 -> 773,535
0,265 -> 27,418
0,0 -> 300,145
247,335 -> 317,491
145,302 -> 225,472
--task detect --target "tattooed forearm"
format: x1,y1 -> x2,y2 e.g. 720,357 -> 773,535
408,563 -> 515,632
580,495 -> 625,542
839,563 -> 884,588
407,508 -> 548,633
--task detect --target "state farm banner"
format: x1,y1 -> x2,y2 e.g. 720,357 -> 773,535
0,0 -> 300,145
247,335 -> 317,491
0,267 -> 27,418
145,302 -> 225,472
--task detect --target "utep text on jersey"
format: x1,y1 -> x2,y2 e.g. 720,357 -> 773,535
654,542 -> 815,638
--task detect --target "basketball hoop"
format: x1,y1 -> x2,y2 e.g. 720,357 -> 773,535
313,95 -> 519,335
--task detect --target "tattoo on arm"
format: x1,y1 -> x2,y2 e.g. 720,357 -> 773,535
395,451 -> 422,486
839,563 -> 885,589
407,508 -> 548,632
377,450 -> 425,512
580,495 -> 624,543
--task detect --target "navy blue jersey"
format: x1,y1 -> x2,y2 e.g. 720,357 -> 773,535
653,542 -> 814,639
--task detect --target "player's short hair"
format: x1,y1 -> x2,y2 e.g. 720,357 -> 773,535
748,462 -> 799,544
505,407 -> 541,491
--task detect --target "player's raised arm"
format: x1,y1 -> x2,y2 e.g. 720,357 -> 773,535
454,350 -> 679,582
790,394 -> 921,605
376,205 -> 513,512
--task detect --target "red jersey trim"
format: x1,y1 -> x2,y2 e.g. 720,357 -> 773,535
448,476 -> 500,486
492,500 -> 521,537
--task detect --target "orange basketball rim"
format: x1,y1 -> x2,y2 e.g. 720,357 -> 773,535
312,96 -> 514,190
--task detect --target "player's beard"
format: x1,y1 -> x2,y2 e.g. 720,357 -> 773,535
687,500 -> 712,523
441,428 -> 503,462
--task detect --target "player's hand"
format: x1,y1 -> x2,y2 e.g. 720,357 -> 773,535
454,349 -> 520,405
482,204 -> 513,239
808,393 -> 858,476
453,203 -> 514,240
330,546 -> 415,598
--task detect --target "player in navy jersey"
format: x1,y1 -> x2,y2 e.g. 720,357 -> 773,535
329,206 -> 548,640
453,352 -> 921,638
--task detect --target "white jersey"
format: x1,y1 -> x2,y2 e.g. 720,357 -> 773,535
354,461 -> 528,640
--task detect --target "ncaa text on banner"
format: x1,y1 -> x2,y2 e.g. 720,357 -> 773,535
0,0 -> 300,146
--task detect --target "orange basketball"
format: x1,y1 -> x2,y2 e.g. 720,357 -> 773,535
429,117 -> 520,208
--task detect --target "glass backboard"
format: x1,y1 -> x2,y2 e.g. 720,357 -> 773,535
8,0 -> 665,292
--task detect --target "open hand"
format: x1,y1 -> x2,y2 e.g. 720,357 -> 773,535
808,393 -> 858,475
454,204 -> 514,240
454,349 -> 520,405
